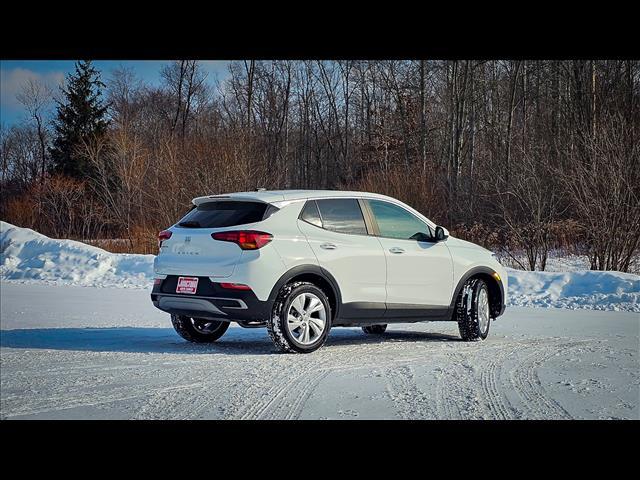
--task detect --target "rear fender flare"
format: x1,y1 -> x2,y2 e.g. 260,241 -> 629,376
267,264 -> 342,319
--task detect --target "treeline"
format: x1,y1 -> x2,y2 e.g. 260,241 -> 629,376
1,60 -> 639,271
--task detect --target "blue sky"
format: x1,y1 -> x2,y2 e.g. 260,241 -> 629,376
0,60 -> 230,127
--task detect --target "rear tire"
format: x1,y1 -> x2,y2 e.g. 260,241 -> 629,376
455,278 -> 491,341
170,315 -> 230,343
267,281 -> 332,353
362,324 -> 387,334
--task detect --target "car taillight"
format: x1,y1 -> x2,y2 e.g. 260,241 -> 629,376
219,282 -> 252,290
158,230 -> 172,248
212,230 -> 273,250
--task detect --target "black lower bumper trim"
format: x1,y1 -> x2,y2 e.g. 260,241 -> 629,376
151,276 -> 271,323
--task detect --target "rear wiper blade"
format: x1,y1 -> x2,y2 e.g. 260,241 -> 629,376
178,221 -> 201,228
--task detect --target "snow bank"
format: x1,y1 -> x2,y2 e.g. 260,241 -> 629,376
1,222 -> 639,311
507,268 -> 640,312
0,221 -> 154,289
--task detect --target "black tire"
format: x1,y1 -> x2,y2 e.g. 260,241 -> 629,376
170,314 -> 230,343
267,281 -> 332,353
362,324 -> 387,334
455,278 -> 491,341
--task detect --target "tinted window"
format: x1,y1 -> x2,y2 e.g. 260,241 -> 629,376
177,201 -> 268,228
263,204 -> 280,220
368,200 -> 432,240
316,199 -> 367,235
300,200 -> 323,228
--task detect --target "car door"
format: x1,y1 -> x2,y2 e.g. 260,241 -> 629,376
296,198 -> 387,317
364,199 -> 453,311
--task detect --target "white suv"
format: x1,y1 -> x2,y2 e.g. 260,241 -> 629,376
151,190 -> 507,353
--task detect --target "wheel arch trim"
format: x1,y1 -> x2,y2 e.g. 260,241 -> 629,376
449,266 -> 506,317
267,264 -> 343,319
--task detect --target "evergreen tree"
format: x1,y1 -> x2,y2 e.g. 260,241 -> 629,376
49,60 -> 109,179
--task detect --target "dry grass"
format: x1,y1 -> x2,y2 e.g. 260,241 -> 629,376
81,226 -> 158,254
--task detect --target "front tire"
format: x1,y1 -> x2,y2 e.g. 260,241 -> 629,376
455,278 -> 491,341
171,315 -> 230,343
267,282 -> 332,353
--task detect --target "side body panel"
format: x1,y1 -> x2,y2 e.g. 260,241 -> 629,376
297,219 -> 387,306
376,237 -> 453,306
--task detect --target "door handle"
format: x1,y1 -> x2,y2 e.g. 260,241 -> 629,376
320,242 -> 337,250
389,247 -> 405,254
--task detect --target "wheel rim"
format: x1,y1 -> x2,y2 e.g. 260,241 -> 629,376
477,288 -> 490,333
286,292 -> 327,345
191,318 -> 223,334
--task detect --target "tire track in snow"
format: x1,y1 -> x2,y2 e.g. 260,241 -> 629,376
507,340 -> 590,419
6,381 -> 203,419
475,341 -> 541,419
237,353 -> 335,420
239,343 -> 384,419
278,368 -> 332,420
136,377 -> 226,420
236,365 -> 308,419
479,351 -> 513,419
431,340 -> 555,420
384,364 -> 438,419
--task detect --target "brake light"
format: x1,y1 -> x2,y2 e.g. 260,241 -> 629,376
219,282 -> 252,290
158,230 -> 172,248
212,231 -> 273,250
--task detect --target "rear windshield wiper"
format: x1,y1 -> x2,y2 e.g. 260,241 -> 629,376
178,221 -> 201,228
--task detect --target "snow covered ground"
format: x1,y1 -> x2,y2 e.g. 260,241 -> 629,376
1,221 -> 639,420
1,283 -> 638,420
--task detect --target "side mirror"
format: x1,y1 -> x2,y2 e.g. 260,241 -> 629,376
435,226 -> 449,242
410,232 -> 432,242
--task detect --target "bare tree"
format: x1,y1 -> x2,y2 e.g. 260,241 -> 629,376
562,114 -> 640,272
2,59 -> 638,270
16,78 -> 53,183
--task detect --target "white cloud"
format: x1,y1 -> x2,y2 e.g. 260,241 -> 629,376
0,67 -> 64,112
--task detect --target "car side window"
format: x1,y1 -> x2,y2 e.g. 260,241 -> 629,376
368,200 -> 433,241
315,199 -> 368,235
300,200 -> 323,228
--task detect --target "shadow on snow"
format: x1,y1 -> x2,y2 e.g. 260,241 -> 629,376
0,326 -> 461,355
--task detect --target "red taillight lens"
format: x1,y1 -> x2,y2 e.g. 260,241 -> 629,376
212,230 -> 273,250
158,230 -> 172,248
219,282 -> 252,290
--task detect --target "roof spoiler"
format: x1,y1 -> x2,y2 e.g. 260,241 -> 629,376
192,195 -> 270,206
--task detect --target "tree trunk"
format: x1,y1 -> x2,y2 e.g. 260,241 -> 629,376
420,60 -> 427,175
505,61 -> 521,186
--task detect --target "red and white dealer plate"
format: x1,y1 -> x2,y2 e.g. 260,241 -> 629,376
176,276 -> 199,294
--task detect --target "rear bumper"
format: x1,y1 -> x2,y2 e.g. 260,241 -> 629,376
151,276 -> 272,323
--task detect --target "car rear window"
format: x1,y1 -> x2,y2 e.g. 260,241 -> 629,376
316,198 -> 368,235
177,201 -> 269,228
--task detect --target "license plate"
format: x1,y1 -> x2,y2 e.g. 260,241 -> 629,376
176,276 -> 199,294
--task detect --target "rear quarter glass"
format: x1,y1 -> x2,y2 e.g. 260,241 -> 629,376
177,201 -> 268,228
300,200 -> 323,228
